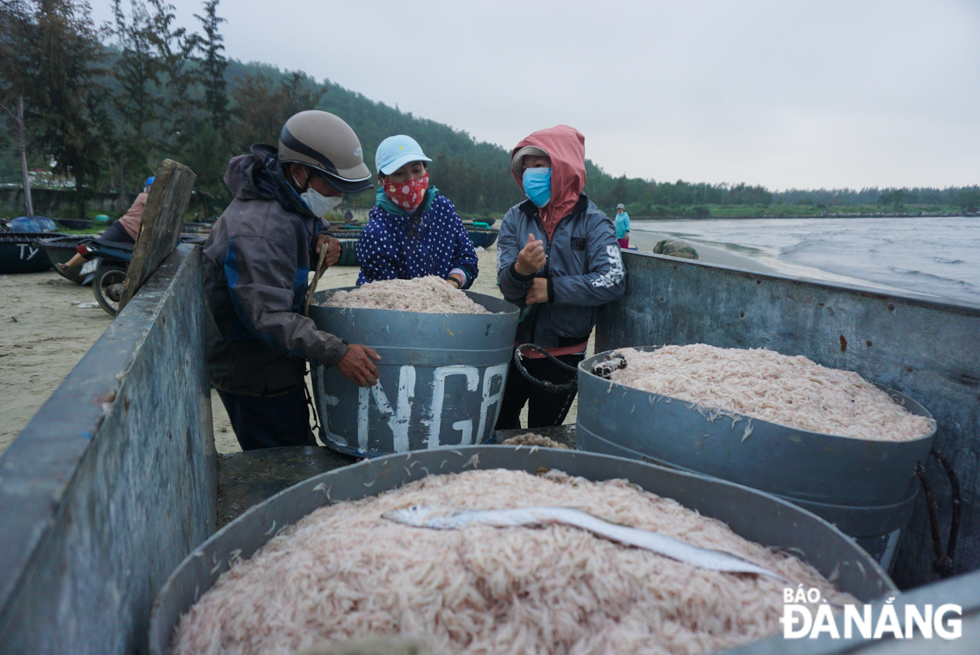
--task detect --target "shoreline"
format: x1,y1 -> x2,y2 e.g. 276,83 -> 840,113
626,228 -> 909,294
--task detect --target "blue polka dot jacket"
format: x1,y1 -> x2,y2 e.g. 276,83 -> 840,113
355,191 -> 479,288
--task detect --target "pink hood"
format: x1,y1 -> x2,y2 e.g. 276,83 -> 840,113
511,125 -> 586,238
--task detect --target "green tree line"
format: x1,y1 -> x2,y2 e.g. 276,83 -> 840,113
2,0 -> 978,219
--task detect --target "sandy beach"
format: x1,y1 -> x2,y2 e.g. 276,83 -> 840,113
2,230 -> 856,456
1,272 -> 115,453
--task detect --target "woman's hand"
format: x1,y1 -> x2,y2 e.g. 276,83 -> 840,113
525,278 -> 549,304
447,274 -> 463,288
515,233 -> 546,276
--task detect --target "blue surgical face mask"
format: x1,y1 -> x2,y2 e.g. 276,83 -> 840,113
522,168 -> 551,208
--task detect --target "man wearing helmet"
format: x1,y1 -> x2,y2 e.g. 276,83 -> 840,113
202,110 -> 381,450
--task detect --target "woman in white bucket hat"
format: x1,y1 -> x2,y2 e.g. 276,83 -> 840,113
355,135 -> 478,290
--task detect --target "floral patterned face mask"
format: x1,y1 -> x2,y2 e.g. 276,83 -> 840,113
384,172 -> 429,212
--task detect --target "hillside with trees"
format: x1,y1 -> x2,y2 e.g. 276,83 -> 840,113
2,0 -> 977,220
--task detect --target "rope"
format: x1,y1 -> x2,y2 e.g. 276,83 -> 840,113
915,451 -> 962,578
304,239 -> 330,316
914,463 -> 943,569
511,346 -> 629,394
512,344 -> 579,394
932,450 -> 962,567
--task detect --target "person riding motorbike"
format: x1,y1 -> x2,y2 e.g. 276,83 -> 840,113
202,110 -> 381,450
57,176 -> 154,273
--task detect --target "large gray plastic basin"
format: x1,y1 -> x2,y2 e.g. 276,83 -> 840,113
148,446 -> 895,655
576,346 -> 937,569
309,288 -> 519,457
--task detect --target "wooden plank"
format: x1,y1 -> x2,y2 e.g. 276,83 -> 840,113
119,159 -> 197,310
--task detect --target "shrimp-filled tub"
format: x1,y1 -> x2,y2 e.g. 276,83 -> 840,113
149,447 -> 894,655
308,279 -> 519,458
575,345 -> 937,570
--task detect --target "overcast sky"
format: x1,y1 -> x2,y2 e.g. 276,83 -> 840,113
92,0 -> 979,190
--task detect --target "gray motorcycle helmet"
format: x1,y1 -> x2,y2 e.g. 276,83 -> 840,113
278,111 -> 373,194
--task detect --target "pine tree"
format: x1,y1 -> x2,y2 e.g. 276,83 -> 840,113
195,0 -> 228,131
1,0 -> 37,215
147,0 -> 200,152
3,0 -> 107,218
112,0 -> 161,202
230,72 -> 323,152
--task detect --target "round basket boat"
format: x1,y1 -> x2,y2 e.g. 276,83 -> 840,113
54,217 -> 95,231
466,227 -> 499,249
147,447 -> 896,655
0,232 -> 66,274
40,235 -> 88,284
308,289 -> 519,457
575,346 -> 937,569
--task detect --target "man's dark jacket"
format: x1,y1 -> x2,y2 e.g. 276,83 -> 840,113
202,144 -> 348,397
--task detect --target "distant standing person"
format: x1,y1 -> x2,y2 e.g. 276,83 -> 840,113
57,176 -> 154,273
615,203 -> 630,248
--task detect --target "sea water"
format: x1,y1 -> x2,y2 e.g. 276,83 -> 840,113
632,216 -> 980,306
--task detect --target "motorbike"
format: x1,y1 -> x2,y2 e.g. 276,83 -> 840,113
75,238 -> 133,316
75,234 -> 207,316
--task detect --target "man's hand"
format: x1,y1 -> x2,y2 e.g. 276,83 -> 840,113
336,344 -> 382,387
525,278 -> 549,305
314,234 -> 341,270
515,232 -> 546,276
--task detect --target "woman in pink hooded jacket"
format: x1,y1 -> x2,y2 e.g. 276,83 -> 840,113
495,125 -> 626,430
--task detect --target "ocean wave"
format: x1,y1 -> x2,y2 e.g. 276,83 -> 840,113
886,266 -> 971,286
635,217 -> 980,303
778,238 -> 834,257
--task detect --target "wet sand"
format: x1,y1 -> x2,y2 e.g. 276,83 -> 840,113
0,272 -> 114,454
628,224 -> 904,291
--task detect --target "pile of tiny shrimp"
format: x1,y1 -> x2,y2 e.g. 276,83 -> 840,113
608,345 -> 934,441
170,469 -> 852,655
500,433 -> 569,449
322,277 -> 490,314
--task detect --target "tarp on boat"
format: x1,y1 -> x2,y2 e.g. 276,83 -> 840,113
7,216 -> 58,233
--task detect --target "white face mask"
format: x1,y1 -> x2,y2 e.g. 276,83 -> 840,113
300,188 -> 343,218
